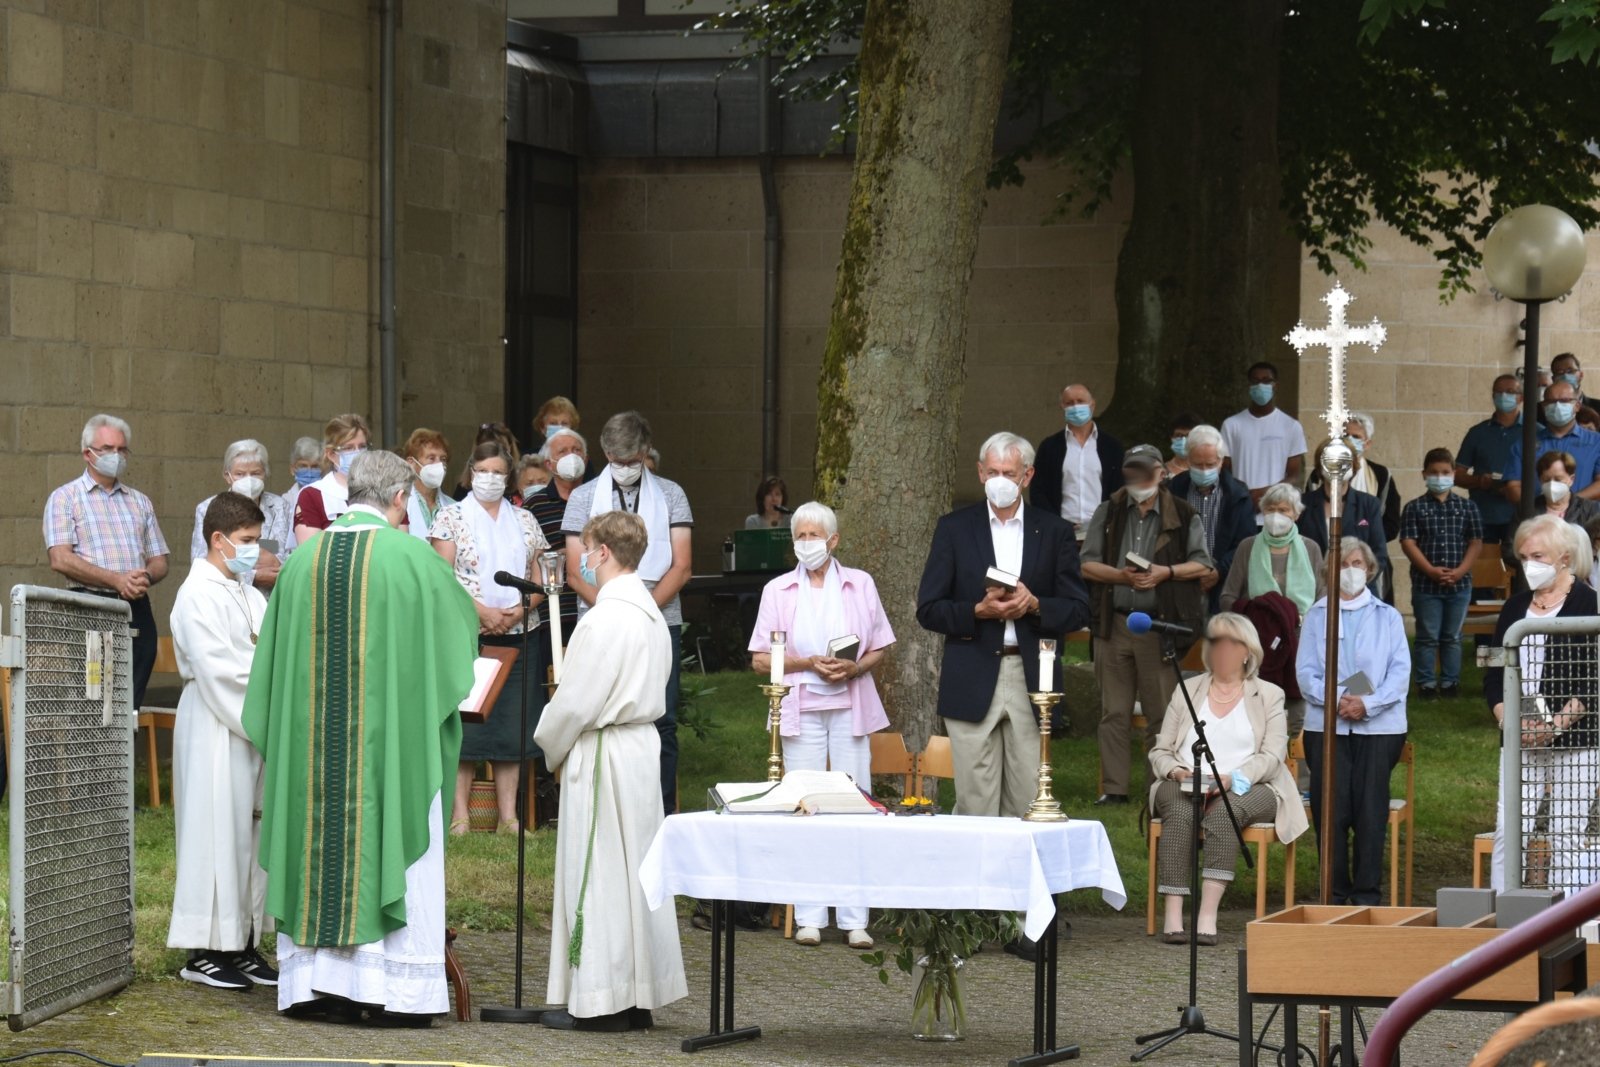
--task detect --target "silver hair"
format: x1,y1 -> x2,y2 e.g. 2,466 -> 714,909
790,501 -> 839,539
1184,423 -> 1226,459
347,450 -> 415,509
546,426 -> 589,456
1260,482 -> 1304,517
600,410 -> 652,461
1346,411 -> 1376,439
1514,512 -> 1592,580
1340,535 -> 1380,579
223,438 -> 269,476
978,431 -> 1036,470
81,413 -> 131,450
290,436 -> 322,465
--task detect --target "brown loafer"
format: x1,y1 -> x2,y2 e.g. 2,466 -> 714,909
1196,932 -> 1219,947
1160,930 -> 1186,944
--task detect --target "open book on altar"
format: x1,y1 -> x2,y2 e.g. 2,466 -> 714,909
714,769 -> 884,815
458,646 -> 517,723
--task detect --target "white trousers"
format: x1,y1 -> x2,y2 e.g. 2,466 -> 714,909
782,707 -> 870,931
1493,747 -> 1600,894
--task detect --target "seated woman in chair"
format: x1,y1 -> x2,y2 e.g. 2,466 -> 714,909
1148,613 -> 1308,945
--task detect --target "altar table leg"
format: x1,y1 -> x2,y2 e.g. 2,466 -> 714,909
681,899 -> 761,1053
1009,905 -> 1079,1067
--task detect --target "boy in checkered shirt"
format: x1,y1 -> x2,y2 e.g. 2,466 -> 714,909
1399,446 -> 1484,698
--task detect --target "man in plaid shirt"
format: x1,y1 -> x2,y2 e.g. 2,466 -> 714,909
44,414 -> 171,709
1400,446 -> 1483,699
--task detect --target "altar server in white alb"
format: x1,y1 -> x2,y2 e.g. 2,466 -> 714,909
535,510 -> 688,1032
167,492 -> 277,991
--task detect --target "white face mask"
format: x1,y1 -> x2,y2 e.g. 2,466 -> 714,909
91,450 -> 126,480
1544,479 -> 1571,505
1522,559 -> 1558,591
471,471 -> 507,503
1339,566 -> 1369,597
417,462 -> 446,490
984,475 -> 1021,510
555,453 -> 586,481
794,539 -> 831,571
610,462 -> 643,487
1127,483 -> 1158,504
1263,512 -> 1295,537
230,475 -> 264,500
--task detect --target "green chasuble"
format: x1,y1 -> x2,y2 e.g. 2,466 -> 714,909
243,509 -> 479,947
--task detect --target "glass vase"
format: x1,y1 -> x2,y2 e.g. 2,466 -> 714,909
911,953 -> 966,1041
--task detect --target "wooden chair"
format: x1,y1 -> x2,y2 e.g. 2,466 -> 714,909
1462,548 -> 1508,637
1291,735 -> 1416,906
914,734 -> 954,798
136,637 -> 180,807
1473,832 -> 1495,888
869,731 -> 917,797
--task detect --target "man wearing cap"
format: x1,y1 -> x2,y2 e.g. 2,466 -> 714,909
1079,444 -> 1214,806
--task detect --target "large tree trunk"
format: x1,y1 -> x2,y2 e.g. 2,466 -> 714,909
813,0 -> 1013,747
1107,4 -> 1301,447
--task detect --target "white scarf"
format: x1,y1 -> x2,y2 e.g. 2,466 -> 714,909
463,496 -> 524,610
312,472 -> 349,520
789,561 -> 849,698
587,467 -> 672,582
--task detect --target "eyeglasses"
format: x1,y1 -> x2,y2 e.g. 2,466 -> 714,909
89,445 -> 131,456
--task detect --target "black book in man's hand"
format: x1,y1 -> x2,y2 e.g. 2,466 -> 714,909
984,566 -> 1019,593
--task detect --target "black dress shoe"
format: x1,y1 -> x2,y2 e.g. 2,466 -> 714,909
627,1007 -> 655,1030
1003,937 -> 1039,962
363,1009 -> 435,1029
1093,793 -> 1129,806
283,996 -> 363,1025
541,1008 -> 630,1032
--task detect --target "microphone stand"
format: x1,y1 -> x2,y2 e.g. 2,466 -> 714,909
1132,632 -> 1273,1061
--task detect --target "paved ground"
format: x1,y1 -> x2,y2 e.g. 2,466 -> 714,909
2,907 -> 1522,1067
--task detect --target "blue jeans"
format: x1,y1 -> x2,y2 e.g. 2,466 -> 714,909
1412,584 -> 1471,688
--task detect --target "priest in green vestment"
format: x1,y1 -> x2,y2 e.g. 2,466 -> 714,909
243,449 -> 479,1024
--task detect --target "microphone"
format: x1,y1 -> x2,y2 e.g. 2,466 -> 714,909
776,505 -> 793,514
1127,611 -> 1194,639
493,570 -> 543,595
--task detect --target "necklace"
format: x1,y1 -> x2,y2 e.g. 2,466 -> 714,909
227,581 -> 259,644
1209,680 -> 1243,702
1533,576 -> 1573,613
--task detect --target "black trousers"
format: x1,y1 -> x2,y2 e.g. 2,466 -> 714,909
74,589 -> 156,711
1302,730 -> 1406,905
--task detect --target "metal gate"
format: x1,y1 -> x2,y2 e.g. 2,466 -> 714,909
2,585 -> 135,1031
1499,615 -> 1600,896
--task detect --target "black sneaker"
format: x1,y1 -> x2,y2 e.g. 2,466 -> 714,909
1093,793 -> 1129,806
1417,686 -> 1438,699
180,952 -> 252,990
1440,684 -> 1460,698
231,947 -> 279,986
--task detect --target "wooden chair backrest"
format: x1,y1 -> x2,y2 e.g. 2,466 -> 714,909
919,735 -> 954,782
1469,549 -> 1508,598
869,732 -> 916,794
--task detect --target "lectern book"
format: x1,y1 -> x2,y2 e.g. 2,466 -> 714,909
458,646 -> 517,723
715,770 -> 884,815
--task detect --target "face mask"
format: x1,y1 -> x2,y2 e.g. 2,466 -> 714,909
1425,474 -> 1454,494
984,475 -> 1021,510
1558,372 -> 1581,388
1263,512 -> 1295,537
1188,465 -> 1219,489
1522,559 -> 1558,591
223,535 -> 259,577
471,472 -> 507,503
579,550 -> 599,587
794,539 -> 831,571
1545,479 -> 1571,505
229,475 -> 263,500
555,453 -> 586,481
335,447 -> 365,475
91,450 -> 126,480
1546,402 -> 1575,427
1339,567 -> 1368,597
1064,404 -> 1092,427
610,462 -> 643,487
1249,382 -> 1275,406
416,462 -> 446,490
1346,436 -> 1366,455
294,466 -> 320,487
1170,435 -> 1188,458
1127,483 -> 1158,504
1494,392 -> 1520,414
544,423 -> 567,440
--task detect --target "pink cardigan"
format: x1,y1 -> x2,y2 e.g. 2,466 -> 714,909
748,563 -> 896,737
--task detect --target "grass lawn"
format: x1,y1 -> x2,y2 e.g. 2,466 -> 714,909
3,646 -> 1499,981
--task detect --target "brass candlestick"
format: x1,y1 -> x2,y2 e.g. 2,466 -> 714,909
759,682 -> 790,782
1023,691 -> 1068,822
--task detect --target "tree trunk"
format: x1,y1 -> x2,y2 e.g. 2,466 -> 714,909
1107,3 -> 1301,448
813,0 -> 1013,747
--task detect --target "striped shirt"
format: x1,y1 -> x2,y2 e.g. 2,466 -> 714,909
524,480 -> 578,630
44,471 -> 170,587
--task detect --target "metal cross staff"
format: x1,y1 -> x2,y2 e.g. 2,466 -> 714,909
1283,280 -> 1387,1067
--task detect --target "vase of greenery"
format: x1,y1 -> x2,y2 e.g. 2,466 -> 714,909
860,908 -> 1020,1041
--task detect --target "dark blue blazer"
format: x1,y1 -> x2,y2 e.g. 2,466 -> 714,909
1029,427 -> 1125,517
1166,468 -> 1257,577
915,502 -> 1091,722
1297,485 -> 1392,601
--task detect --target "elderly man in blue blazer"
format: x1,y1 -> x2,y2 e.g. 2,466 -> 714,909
917,432 -> 1092,818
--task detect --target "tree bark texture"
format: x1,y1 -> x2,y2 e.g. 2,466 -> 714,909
813,0 -> 1013,747
1108,3 -> 1302,447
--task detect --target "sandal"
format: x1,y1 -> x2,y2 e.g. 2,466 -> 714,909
449,818 -> 471,836
497,819 -> 534,836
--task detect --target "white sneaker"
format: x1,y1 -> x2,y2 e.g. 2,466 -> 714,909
794,926 -> 822,946
846,929 -> 874,949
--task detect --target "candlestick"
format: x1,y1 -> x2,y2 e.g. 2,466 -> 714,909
1037,637 -> 1056,695
1023,691 -> 1067,822
538,550 -> 567,685
759,682 -> 790,783
770,630 -> 786,685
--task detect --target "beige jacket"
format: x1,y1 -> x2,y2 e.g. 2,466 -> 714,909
1146,672 -> 1310,844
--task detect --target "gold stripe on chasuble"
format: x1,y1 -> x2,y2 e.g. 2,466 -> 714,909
298,532 -> 329,945
341,530 -> 373,942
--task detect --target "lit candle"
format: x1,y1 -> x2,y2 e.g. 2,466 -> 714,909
770,630 -> 786,685
1038,638 -> 1056,694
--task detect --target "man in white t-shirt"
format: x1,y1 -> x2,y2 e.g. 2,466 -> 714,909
1221,361 -> 1307,507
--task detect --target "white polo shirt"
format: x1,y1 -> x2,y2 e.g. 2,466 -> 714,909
1221,407 -> 1307,490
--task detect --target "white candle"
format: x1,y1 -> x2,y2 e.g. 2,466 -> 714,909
549,622 -> 564,685
1038,639 -> 1056,693
770,630 -> 786,685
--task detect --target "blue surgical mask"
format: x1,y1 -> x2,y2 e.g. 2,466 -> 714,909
223,535 -> 260,577
1494,392 -> 1520,414
1188,466 -> 1219,488
294,467 -> 320,487
1425,474 -> 1455,495
1546,401 -> 1576,427
544,423 -> 567,440
579,550 -> 598,587
1345,436 -> 1366,455
1558,372 -> 1581,388
1249,382 -> 1275,406
1170,435 -> 1188,458
1064,404 -> 1092,427
336,447 -> 365,475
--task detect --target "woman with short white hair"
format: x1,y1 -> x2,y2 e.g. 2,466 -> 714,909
1148,612 -> 1306,943
1221,484 -> 1324,614
749,501 -> 896,949
1294,536 -> 1411,905
189,439 -> 294,592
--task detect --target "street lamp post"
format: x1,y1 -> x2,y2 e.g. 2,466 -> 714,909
1482,205 -> 1588,519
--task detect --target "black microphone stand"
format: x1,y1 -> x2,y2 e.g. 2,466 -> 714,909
1132,633 -> 1277,1061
